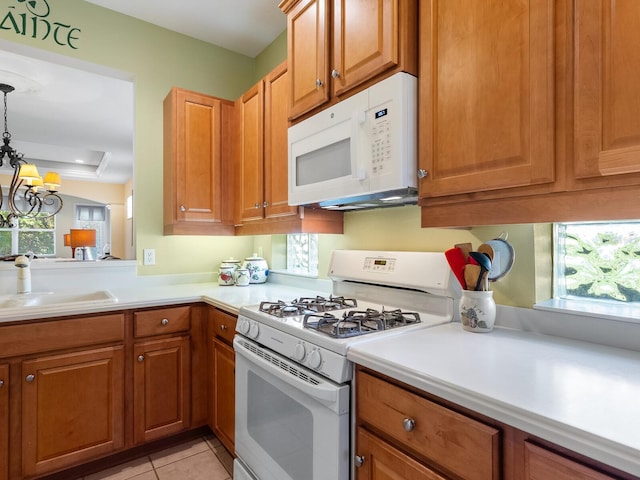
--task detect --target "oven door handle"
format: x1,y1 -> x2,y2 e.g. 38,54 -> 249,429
235,337 -> 342,408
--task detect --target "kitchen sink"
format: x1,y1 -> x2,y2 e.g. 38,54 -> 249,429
0,290 -> 117,309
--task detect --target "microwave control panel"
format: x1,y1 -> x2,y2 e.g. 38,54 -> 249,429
370,104 -> 392,175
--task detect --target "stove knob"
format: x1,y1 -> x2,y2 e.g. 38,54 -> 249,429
308,349 -> 322,369
294,343 -> 306,361
238,318 -> 250,335
248,321 -> 260,339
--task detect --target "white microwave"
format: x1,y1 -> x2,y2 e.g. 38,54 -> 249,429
288,72 -> 418,210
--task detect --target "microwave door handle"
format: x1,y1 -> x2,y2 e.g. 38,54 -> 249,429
351,110 -> 367,180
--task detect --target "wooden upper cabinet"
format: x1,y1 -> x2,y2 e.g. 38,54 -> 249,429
236,61 -> 297,225
419,0 -> 555,198
264,63 -> 298,219
163,87 -> 235,235
573,0 -> 640,187
237,81 -> 265,222
281,0 -> 417,120
332,0 -> 402,97
285,0 -> 330,119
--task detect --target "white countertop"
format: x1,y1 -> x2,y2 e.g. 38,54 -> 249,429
0,281 -> 329,323
347,322 -> 640,477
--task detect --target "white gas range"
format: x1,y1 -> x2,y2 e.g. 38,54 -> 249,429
233,250 -> 460,480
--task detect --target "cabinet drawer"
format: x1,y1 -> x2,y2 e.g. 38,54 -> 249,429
357,370 -> 500,480
134,306 -> 190,337
524,442 -> 616,480
212,309 -> 237,344
0,314 -> 125,358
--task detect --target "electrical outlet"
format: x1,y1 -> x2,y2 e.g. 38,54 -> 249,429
143,249 -> 155,265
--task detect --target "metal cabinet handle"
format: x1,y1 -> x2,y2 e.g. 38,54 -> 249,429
254,203 -> 260,209
331,69 -> 341,79
315,78 -> 323,87
25,374 -> 35,382
403,417 -> 416,432
137,355 -> 144,363
354,455 -> 365,467
0,380 -> 4,388
161,318 -> 169,326
417,169 -> 428,179
220,324 -> 228,331
263,201 -> 268,208
180,205 -> 186,212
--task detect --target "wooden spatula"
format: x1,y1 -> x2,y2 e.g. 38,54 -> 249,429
463,264 -> 481,291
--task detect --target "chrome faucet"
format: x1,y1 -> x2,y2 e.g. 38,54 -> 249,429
14,255 -> 31,293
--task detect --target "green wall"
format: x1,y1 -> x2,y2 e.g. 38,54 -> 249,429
0,1 -> 544,308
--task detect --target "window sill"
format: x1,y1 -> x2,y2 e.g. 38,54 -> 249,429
534,298 -> 640,325
269,268 -> 319,279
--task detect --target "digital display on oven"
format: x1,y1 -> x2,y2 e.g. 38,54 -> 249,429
364,257 -> 396,272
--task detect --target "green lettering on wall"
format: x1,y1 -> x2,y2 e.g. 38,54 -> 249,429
1,0 -> 81,48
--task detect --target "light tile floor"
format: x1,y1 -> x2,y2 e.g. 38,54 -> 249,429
80,434 -> 233,480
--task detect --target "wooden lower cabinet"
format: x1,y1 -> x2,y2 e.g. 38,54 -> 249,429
524,442 -> 618,480
211,338 -> 235,453
209,308 -> 237,454
21,346 -> 124,478
356,428 -> 447,480
0,364 -> 8,480
133,336 -> 191,444
356,368 -> 500,480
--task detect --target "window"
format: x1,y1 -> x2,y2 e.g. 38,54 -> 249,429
286,233 -> 319,275
554,222 -> 640,303
0,213 -> 55,256
75,204 -> 109,258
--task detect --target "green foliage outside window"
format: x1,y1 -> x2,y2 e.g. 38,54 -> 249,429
555,223 -> 640,303
0,210 -> 55,256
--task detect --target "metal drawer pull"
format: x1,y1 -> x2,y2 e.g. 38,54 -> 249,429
137,355 -> 145,363
403,417 -> 416,432
25,374 -> 35,382
354,455 -> 365,467
220,324 -> 228,330
161,318 -> 169,326
315,78 -> 323,87
0,380 -> 4,387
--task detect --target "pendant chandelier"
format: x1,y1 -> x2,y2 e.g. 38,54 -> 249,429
0,83 -> 62,228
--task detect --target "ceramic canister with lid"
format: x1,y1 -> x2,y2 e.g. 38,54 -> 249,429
218,257 -> 241,285
242,254 -> 269,283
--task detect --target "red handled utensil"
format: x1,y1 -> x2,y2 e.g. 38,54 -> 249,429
445,247 -> 467,289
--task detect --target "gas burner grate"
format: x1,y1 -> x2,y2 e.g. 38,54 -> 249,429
303,308 -> 421,338
259,296 -> 358,317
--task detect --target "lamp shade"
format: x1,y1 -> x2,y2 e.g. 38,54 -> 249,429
70,229 -> 96,248
18,164 -> 40,183
43,172 -> 61,190
63,233 -> 71,246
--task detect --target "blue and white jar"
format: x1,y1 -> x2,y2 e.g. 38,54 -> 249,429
241,254 -> 269,284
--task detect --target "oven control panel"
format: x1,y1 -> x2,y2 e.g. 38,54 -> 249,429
363,256 -> 396,273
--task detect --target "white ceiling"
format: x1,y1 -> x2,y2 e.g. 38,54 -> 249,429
0,1 -> 286,186
84,0 -> 287,58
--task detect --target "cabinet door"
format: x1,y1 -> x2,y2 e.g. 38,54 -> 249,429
0,364 -> 7,480
524,442 -> 616,480
264,62 -> 298,219
163,88 -> 234,235
237,81 -> 265,222
332,0 -> 399,97
21,347 -> 124,478
211,338 -> 235,454
286,0 -> 330,119
356,428 -> 447,480
573,0 -> 640,185
419,0 -> 555,198
133,336 -> 190,444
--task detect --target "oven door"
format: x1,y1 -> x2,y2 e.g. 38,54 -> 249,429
234,335 -> 350,480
